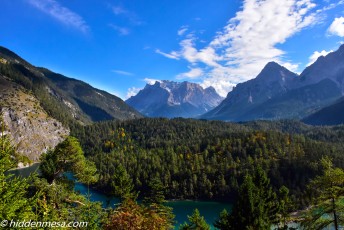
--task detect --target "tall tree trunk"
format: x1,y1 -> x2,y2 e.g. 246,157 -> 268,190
332,197 -> 338,230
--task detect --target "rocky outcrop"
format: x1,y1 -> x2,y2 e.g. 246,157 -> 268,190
0,76 -> 69,161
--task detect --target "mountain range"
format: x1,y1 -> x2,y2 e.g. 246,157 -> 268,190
201,45 -> 344,122
126,80 -> 223,118
0,46 -> 142,161
2,42 -> 344,161
0,46 -> 142,125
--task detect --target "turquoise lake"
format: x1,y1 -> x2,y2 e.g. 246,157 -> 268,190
9,164 -> 232,229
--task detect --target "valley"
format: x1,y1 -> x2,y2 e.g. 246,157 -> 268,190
1,44 -> 344,229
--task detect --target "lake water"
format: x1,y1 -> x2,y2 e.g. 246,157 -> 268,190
9,164 -> 232,229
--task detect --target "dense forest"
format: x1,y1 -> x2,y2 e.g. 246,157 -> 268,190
71,118 -> 344,207
1,114 -> 344,229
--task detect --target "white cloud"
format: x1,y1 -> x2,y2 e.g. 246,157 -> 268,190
126,87 -> 141,99
112,70 -> 134,76
176,67 -> 204,79
328,17 -> 344,37
111,5 -> 143,25
307,49 -> 333,66
27,0 -> 89,33
109,24 -> 130,36
144,78 -> 161,85
156,0 -> 320,97
155,49 -> 180,60
178,26 -> 188,36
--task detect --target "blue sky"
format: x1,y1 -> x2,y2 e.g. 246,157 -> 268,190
1,0 -> 344,99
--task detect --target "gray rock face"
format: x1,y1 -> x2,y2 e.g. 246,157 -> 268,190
126,80 -> 223,118
0,76 -> 69,161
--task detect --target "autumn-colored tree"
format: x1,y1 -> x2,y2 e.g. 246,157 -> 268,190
105,199 -> 173,230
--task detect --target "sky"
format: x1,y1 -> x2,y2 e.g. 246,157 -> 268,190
1,0 -> 344,99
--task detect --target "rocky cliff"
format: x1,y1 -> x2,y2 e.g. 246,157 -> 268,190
1,75 -> 69,162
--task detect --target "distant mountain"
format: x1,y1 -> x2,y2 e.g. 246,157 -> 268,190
0,46 -> 142,126
295,44 -> 344,91
126,80 -> 223,118
202,45 -> 344,121
303,97 -> 344,125
201,62 -> 298,120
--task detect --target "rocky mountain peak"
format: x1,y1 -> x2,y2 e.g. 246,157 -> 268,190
256,61 -> 296,83
126,80 -> 223,118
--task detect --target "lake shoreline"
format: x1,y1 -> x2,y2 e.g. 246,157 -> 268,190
8,162 -> 40,171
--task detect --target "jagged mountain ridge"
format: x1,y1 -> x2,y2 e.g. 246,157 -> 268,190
0,46 -> 143,126
126,80 -> 223,118
202,45 -> 344,121
201,61 -> 299,120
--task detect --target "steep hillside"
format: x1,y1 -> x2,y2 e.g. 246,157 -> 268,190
302,97 -> 344,125
126,80 -> 223,118
0,75 -> 69,162
0,46 -> 142,126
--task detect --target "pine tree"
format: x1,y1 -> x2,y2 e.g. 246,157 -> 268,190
214,209 -> 230,229
40,136 -> 86,184
179,209 -> 211,230
217,166 -> 279,229
302,157 -> 344,230
143,177 -> 175,228
111,164 -> 136,201
0,118 -> 38,221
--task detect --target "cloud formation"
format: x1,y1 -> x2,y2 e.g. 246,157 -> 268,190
155,49 -> 180,60
112,69 -> 134,76
178,26 -> 189,36
27,0 -> 89,33
144,78 -> 161,85
126,87 -> 141,99
109,24 -> 130,36
328,17 -> 344,37
156,0 -> 320,96
176,67 -> 204,79
111,5 -> 143,25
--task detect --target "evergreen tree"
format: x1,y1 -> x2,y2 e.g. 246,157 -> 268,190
111,164 -> 136,201
143,177 -> 175,228
276,186 -> 292,229
214,209 -> 230,229
40,136 -> 85,184
179,209 -> 211,230
0,120 -> 38,221
302,157 -> 344,230
219,167 -> 279,229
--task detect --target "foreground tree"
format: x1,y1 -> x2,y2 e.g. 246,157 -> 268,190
179,209 -> 211,230
105,199 -> 173,230
0,118 -> 37,221
302,157 -> 344,230
143,177 -> 175,228
215,167 -> 280,229
40,136 -> 85,184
